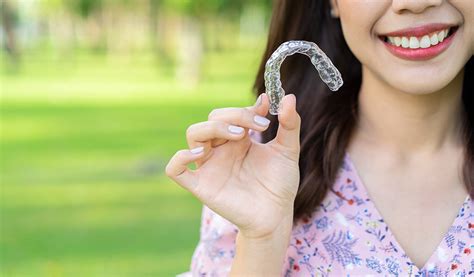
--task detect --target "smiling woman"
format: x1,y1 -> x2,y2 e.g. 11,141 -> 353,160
167,0 -> 474,276
381,24 -> 458,60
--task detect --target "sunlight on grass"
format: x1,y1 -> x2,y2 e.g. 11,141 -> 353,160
0,45 -> 264,275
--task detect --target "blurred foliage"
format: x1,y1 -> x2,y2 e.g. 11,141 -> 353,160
64,0 -> 103,18
161,0 -> 272,17
37,0 -> 273,17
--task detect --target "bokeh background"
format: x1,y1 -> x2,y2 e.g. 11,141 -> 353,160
0,0 -> 271,275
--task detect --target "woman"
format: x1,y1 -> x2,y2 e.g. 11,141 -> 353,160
166,0 -> 473,275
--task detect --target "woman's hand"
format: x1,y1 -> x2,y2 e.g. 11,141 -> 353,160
165,93 -> 301,239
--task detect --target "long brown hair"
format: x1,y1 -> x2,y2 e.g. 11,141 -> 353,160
253,0 -> 474,223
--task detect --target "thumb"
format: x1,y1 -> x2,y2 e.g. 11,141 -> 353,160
274,94 -> 301,151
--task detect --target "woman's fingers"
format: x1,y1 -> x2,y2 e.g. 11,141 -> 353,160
185,93 -> 271,150
207,93 -> 271,132
252,93 -> 270,116
165,147 -> 205,194
186,121 -> 248,150
274,94 -> 301,158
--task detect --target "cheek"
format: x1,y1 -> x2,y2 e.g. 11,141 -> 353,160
338,1 -> 381,34
337,1 -> 388,64
451,1 -> 474,55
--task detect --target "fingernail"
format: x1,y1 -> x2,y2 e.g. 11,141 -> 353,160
228,125 -> 244,134
190,146 -> 204,154
254,115 -> 270,126
254,94 -> 262,107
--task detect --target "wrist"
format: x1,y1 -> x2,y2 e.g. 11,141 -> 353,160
239,207 -> 294,241
236,221 -> 293,257
230,212 -> 294,276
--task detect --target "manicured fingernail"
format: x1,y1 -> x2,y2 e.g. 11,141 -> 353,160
254,115 -> 270,126
228,125 -> 244,134
190,146 -> 204,154
254,94 -> 262,107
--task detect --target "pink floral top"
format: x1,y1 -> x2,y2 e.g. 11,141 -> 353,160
178,130 -> 474,277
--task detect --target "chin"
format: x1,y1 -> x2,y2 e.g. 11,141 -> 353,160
379,61 -> 464,95
386,76 -> 455,95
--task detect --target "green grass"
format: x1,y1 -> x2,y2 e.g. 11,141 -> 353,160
0,45 -> 265,276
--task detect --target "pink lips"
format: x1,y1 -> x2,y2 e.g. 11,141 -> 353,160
379,23 -> 458,61
381,23 -> 454,37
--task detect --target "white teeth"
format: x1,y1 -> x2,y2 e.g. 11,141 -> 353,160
438,30 -> 445,42
386,27 -> 452,49
419,35 -> 431,48
401,37 -> 409,48
394,37 -> 402,46
430,33 -> 439,45
409,37 -> 420,49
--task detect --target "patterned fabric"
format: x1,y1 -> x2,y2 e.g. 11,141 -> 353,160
178,130 -> 474,277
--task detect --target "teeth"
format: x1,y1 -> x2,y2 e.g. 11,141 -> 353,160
409,37 -> 420,49
385,27 -> 452,49
419,35 -> 431,48
437,30 -> 445,42
437,29 -> 449,42
394,37 -> 402,46
430,33 -> 439,45
401,37 -> 409,48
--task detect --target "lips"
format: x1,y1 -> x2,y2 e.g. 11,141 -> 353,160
378,23 -> 459,61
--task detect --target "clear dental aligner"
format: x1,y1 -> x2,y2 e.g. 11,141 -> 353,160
264,40 -> 344,115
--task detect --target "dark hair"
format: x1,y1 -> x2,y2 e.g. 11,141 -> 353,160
253,0 -> 474,223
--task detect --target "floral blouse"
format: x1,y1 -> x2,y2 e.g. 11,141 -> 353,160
178,130 -> 474,277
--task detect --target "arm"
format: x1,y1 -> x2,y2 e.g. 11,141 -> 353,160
230,212 -> 293,276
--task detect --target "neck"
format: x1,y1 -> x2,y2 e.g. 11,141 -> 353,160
355,66 -> 465,158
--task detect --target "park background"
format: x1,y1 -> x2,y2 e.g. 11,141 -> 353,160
0,0 -> 272,275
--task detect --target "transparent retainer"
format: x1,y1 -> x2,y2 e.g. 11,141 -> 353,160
264,40 -> 344,115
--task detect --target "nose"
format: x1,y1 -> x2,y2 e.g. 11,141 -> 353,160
391,0 -> 443,14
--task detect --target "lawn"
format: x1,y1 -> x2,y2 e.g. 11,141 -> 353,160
0,46 -> 264,275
